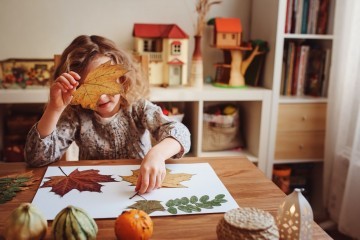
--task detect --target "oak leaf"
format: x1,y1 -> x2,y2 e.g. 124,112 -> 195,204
0,171 -> 40,204
127,200 -> 165,214
121,169 -> 194,188
40,167 -> 118,197
71,61 -> 129,110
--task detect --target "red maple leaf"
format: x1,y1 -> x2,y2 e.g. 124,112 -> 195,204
40,167 -> 117,197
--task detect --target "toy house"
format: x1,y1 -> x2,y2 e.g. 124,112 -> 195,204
133,23 -> 189,87
213,18 -> 242,48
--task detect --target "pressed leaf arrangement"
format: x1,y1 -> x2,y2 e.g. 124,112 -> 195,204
166,194 -> 228,214
0,171 -> 40,204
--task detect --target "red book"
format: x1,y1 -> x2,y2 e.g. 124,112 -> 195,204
317,0 -> 330,34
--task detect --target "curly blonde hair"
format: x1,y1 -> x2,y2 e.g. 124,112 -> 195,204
54,35 -> 149,106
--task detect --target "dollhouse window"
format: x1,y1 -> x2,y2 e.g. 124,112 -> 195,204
143,39 -> 157,52
171,41 -> 181,55
232,34 -> 236,39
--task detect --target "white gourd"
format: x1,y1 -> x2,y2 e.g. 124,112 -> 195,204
5,202 -> 48,240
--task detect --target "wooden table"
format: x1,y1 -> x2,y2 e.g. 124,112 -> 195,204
0,157 -> 330,239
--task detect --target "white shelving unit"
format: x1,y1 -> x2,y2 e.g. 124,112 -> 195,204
248,0 -> 336,177
0,84 -> 271,172
254,0 -> 336,219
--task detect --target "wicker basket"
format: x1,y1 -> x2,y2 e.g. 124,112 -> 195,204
217,207 -> 279,240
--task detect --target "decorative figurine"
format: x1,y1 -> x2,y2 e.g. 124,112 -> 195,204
211,18 -> 265,87
277,188 -> 314,240
133,23 -> 189,87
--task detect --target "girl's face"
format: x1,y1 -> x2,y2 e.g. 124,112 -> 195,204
82,55 -> 121,118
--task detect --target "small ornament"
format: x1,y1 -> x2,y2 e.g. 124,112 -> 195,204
277,188 -> 313,240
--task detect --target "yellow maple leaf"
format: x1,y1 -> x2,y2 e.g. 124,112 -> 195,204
121,168 -> 194,188
71,60 -> 129,110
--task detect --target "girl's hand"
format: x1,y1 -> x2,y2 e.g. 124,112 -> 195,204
136,153 -> 166,194
49,71 -> 80,112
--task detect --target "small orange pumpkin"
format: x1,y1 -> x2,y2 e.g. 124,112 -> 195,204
114,209 -> 153,240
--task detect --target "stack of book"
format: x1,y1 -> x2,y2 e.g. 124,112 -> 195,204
285,0 -> 330,34
281,41 -> 331,97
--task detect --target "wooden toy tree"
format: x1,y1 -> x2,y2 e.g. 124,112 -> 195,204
211,18 -> 264,87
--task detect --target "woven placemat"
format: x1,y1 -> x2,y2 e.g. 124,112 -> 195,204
217,207 -> 279,240
224,207 -> 274,231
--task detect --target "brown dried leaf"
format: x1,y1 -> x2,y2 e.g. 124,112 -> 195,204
40,168 -> 118,197
71,61 -> 129,110
127,200 -> 165,214
121,168 -> 194,188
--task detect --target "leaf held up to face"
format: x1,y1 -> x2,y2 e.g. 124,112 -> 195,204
71,61 -> 129,110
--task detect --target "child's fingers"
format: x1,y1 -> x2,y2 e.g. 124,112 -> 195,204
155,173 -> 162,189
135,174 -> 142,192
56,75 -> 74,90
147,174 -> 156,193
68,71 -> 81,80
138,173 -> 150,194
67,71 -> 81,85
53,81 -> 68,93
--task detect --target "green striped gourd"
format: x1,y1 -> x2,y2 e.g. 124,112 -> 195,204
52,205 -> 98,240
5,202 -> 47,240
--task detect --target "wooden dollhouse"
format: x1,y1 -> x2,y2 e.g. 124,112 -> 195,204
133,23 -> 189,87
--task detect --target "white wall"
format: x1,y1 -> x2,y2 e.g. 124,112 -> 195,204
0,0 -> 250,78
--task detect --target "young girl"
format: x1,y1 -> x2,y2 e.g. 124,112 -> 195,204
24,35 -> 191,194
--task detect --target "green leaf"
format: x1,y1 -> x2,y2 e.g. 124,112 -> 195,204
178,205 -> 192,213
174,198 -> 182,206
215,194 -> 225,199
190,196 -> 198,203
200,195 -> 209,203
167,207 -> 177,214
166,199 -> 175,207
210,201 -> 221,206
181,197 -> 190,205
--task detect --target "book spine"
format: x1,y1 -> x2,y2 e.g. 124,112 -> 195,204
307,0 -> 320,34
301,0 -> 309,34
295,0 -> 304,34
305,47 -> 325,96
285,0 -> 294,33
286,42 -> 296,95
292,44 -> 301,95
296,45 -> 310,96
321,48 -> 331,96
317,0 -> 330,34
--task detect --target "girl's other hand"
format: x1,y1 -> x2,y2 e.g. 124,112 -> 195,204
136,154 -> 166,194
49,71 -> 80,112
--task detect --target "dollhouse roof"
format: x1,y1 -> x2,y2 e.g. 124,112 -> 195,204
215,18 -> 242,33
133,24 -> 188,39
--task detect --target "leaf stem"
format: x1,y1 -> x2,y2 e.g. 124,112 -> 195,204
129,192 -> 147,200
58,167 -> 68,177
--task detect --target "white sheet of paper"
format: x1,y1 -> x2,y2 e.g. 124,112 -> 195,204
32,163 -> 239,220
